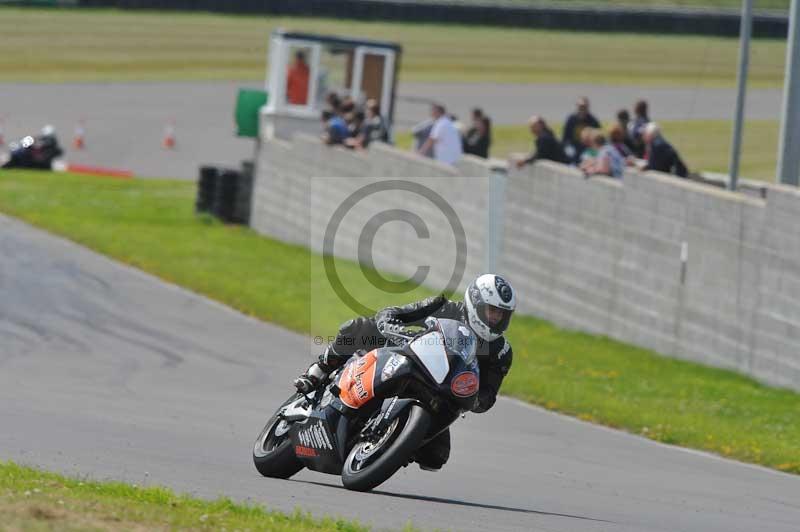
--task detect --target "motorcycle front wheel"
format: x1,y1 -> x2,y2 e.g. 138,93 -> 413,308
252,393 -> 304,479
341,404 -> 431,492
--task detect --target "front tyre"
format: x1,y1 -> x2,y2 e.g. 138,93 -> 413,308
341,405 -> 431,492
252,394 -> 304,479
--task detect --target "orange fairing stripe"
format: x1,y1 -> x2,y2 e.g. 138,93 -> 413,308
338,350 -> 378,409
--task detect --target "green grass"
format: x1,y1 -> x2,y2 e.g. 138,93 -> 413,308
0,169 -> 798,476
417,0 -> 791,8
0,461 -> 368,531
0,7 -> 787,86
397,119 -> 780,181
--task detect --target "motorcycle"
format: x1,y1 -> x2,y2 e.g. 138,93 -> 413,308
1,131 -> 63,170
252,317 -> 481,492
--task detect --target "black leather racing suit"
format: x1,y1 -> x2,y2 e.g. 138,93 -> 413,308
318,294 -> 514,469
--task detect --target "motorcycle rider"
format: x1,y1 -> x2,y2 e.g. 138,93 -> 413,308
294,273 -> 516,471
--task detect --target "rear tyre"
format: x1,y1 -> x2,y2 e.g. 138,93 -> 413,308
341,405 -> 431,492
252,394 -> 304,479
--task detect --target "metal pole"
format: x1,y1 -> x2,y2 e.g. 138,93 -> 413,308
778,0 -> 800,186
729,0 -> 753,191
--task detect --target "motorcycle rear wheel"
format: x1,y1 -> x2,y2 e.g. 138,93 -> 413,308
341,404 -> 431,492
252,393 -> 304,479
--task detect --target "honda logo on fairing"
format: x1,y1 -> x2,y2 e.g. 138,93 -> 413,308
298,423 -> 333,451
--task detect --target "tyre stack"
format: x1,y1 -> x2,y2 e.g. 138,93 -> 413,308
195,165 -> 219,214
195,161 -> 254,225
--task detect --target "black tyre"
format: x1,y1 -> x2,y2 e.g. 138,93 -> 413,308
341,405 -> 431,492
252,394 -> 304,479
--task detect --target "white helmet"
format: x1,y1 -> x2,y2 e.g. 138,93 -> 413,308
464,274 -> 516,342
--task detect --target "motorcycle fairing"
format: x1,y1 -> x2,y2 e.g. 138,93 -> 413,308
288,407 -> 345,474
338,350 -> 379,409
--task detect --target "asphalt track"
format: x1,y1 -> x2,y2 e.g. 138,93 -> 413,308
1,213 -> 799,531
0,81 -> 782,179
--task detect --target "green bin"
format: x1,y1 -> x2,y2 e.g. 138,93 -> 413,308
235,89 -> 268,138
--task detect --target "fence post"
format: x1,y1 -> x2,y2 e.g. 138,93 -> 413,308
485,163 -> 507,273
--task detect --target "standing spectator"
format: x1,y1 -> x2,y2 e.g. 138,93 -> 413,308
581,130 -> 625,179
463,108 -> 491,159
320,110 -> 348,145
629,99 -> 650,157
642,122 -> 688,178
515,115 -> 569,168
346,99 -> 389,149
562,97 -> 601,163
418,103 -> 463,165
286,51 -> 310,106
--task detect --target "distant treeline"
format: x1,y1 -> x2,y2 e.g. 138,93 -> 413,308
37,0 -> 791,38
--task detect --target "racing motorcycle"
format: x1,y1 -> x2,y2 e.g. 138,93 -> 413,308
1,128 -> 63,169
252,317 -> 480,492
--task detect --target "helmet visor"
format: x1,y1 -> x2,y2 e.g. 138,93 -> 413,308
480,304 -> 513,335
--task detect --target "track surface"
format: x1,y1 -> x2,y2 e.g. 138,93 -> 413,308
0,81 -> 782,179
0,214 -> 799,531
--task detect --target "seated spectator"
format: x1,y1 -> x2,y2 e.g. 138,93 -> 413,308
346,99 -> 389,149
286,51 -> 310,106
608,123 -> 633,160
325,91 -> 341,113
515,115 -> 569,168
321,109 -> 348,145
418,103 -> 463,165
642,122 -> 688,178
629,99 -> 650,158
345,110 -> 364,139
562,97 -> 601,164
615,109 -> 637,155
463,108 -> 491,159
578,127 -> 599,164
581,130 -> 625,179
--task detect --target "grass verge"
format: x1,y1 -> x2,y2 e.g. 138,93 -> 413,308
397,119 -> 780,182
0,461 -> 367,531
0,7 -> 787,86
0,170 -> 798,475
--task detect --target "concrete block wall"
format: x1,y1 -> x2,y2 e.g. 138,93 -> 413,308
502,162 -> 800,390
252,135 -> 800,391
251,135 -> 492,297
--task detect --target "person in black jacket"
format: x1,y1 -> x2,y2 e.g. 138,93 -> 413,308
462,108 -> 491,159
294,274 -> 517,471
516,115 -> 569,168
643,122 -> 688,178
562,97 -> 601,163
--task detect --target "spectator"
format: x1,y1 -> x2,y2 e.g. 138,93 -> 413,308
581,130 -> 625,179
608,123 -> 633,160
418,103 -> 463,165
562,97 -> 601,163
346,110 -> 365,139
286,51 -> 310,106
325,91 -> 341,113
463,108 -> 491,159
578,127 -> 599,164
346,99 -> 389,149
642,122 -> 688,178
629,99 -> 650,157
615,109 -> 637,155
412,118 -> 434,157
321,109 -> 348,145
515,115 -> 569,168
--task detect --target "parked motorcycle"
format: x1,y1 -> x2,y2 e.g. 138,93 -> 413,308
1,127 -> 63,169
252,317 -> 480,491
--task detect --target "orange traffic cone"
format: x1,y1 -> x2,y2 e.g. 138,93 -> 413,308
162,121 -> 176,150
72,120 -> 86,150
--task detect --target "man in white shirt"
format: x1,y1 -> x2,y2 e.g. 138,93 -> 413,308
418,103 -> 463,165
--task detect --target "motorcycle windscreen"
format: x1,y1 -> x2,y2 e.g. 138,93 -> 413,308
408,331 -> 449,383
338,350 -> 378,409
